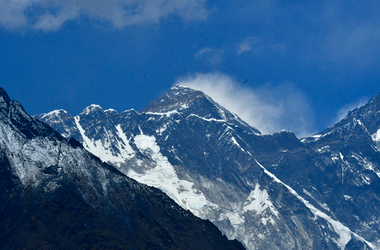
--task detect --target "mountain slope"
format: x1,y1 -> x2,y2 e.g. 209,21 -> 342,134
0,87 -> 244,250
39,85 -> 379,249
300,93 -> 380,245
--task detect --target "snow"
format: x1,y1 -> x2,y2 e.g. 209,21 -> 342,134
121,108 -> 136,114
306,131 -> 333,142
257,233 -> 265,239
187,113 -> 226,123
156,124 -> 168,136
344,195 -> 353,201
220,211 -> 245,227
316,145 -> 330,153
40,109 -> 68,120
61,133 -> 71,138
261,217 -> 276,225
303,189 -> 330,212
362,175 -> 371,185
172,84 -> 190,90
242,184 -> 279,219
356,119 -> 370,135
0,121 -> 57,185
255,159 -> 376,250
331,156 -> 339,162
105,108 -> 117,113
180,103 -> 189,109
371,128 -> 380,142
128,130 -> 219,217
74,116 -> 135,165
0,116 -> 103,192
218,183 -> 281,237
339,152 -> 345,162
115,124 -> 136,159
43,180 -> 61,192
231,137 -> 245,152
80,104 -> 103,115
351,153 -> 380,179
145,110 -> 179,117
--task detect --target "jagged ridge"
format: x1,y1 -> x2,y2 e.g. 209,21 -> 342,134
39,85 -> 380,249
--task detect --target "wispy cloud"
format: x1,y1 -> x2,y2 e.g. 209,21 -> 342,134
237,36 -> 285,55
195,36 -> 285,67
175,72 -> 315,138
237,36 -> 262,54
0,0 -> 208,31
195,47 -> 224,65
231,1 -> 380,68
333,96 -> 369,125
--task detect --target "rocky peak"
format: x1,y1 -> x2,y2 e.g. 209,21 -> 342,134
141,85 -> 208,113
342,92 -> 380,135
0,87 -> 11,111
141,85 -> 259,133
79,104 -> 104,116
77,104 -> 109,127
38,109 -> 73,124
37,109 -> 79,139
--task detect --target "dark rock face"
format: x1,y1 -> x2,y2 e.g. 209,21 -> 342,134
39,85 -> 380,249
0,87 -> 244,250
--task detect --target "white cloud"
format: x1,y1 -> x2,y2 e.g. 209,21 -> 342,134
0,0 -> 207,31
175,72 -> 315,138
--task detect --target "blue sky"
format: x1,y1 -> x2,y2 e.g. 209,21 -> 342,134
1,0 -> 380,137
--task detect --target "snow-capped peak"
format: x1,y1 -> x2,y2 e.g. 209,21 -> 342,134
80,104 -> 104,116
141,85 -> 206,113
171,84 -> 192,90
105,108 -> 118,114
40,109 -> 69,119
139,85 -> 260,134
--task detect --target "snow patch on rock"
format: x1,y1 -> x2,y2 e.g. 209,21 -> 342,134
255,160 -> 375,250
129,130 -> 219,217
243,184 -> 279,219
74,116 -> 135,165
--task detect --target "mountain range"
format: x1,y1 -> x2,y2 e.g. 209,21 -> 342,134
0,87 -> 244,249
37,85 -> 380,249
